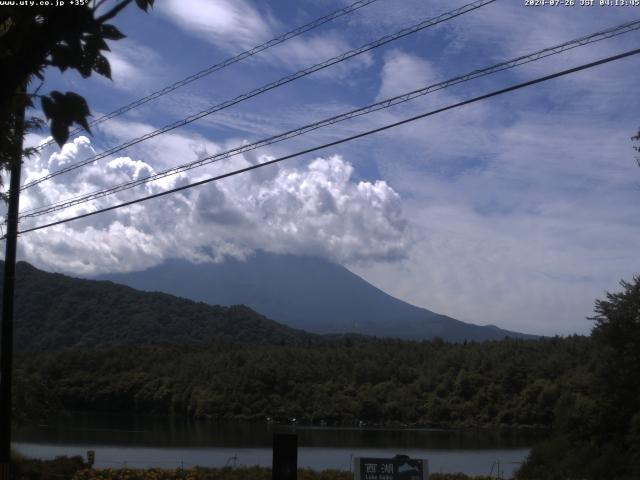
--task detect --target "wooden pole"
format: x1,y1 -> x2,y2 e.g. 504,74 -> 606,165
0,93 -> 25,479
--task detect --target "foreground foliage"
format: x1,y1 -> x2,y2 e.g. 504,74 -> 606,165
71,466 -> 491,480
518,276 -> 640,479
9,456 -> 493,480
11,453 -> 88,480
1,0 -> 154,157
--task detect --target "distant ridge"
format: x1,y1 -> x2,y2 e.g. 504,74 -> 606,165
0,260 -> 323,351
97,251 -> 537,342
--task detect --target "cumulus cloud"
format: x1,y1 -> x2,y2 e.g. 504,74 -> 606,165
16,136 -> 410,275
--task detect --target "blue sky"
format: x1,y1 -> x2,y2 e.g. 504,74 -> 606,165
11,0 -> 640,335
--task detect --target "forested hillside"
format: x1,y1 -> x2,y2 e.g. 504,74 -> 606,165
1,261 -> 322,350
15,336 -> 591,428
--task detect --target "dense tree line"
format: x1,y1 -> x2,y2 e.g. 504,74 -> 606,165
518,276 -> 640,479
14,336 -> 591,429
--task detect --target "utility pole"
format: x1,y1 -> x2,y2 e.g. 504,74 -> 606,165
0,93 -> 25,480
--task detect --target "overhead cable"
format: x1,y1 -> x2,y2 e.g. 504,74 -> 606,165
19,18 -> 640,219
22,0 -> 497,190
34,0 -> 383,151
12,47 -> 640,237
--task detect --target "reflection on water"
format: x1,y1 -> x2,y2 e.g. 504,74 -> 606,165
14,412 -> 546,449
13,412 -> 547,477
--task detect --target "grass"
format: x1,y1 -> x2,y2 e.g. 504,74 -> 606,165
9,455 -> 499,480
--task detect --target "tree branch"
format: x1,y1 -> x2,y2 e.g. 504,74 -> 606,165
95,0 -> 134,24
30,79 -> 45,98
93,0 -> 110,12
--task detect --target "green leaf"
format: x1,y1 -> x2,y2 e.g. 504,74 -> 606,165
61,92 -> 92,131
92,54 -> 111,79
41,91 -> 92,146
85,34 -> 110,52
77,56 -> 93,78
40,96 -> 56,120
50,45 -> 75,71
135,0 -> 154,12
50,119 -> 69,147
65,36 -> 84,63
101,24 -> 125,40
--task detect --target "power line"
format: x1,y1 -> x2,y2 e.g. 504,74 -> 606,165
33,0 -> 382,152
18,18 -> 640,220
13,47 -> 640,237
21,0 -> 497,190
25,0 -> 495,188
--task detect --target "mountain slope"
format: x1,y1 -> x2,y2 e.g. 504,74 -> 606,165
0,261 -> 321,351
97,251 -> 535,341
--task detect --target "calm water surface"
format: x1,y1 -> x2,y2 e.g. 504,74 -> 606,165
14,413 -> 546,477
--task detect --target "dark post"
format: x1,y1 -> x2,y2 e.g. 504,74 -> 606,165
272,433 -> 297,480
87,450 -> 95,468
0,95 -> 25,479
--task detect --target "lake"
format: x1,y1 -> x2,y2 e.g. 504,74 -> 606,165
13,413 -> 546,477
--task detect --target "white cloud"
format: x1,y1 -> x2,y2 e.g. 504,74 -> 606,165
16,137 -> 410,276
100,41 -> 165,93
335,24 -> 640,337
344,67 -> 640,336
351,188 -> 640,337
104,50 -> 142,86
267,32 -> 374,80
158,0 -> 372,77
376,50 -> 441,101
94,118 -> 224,172
158,0 -> 274,51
